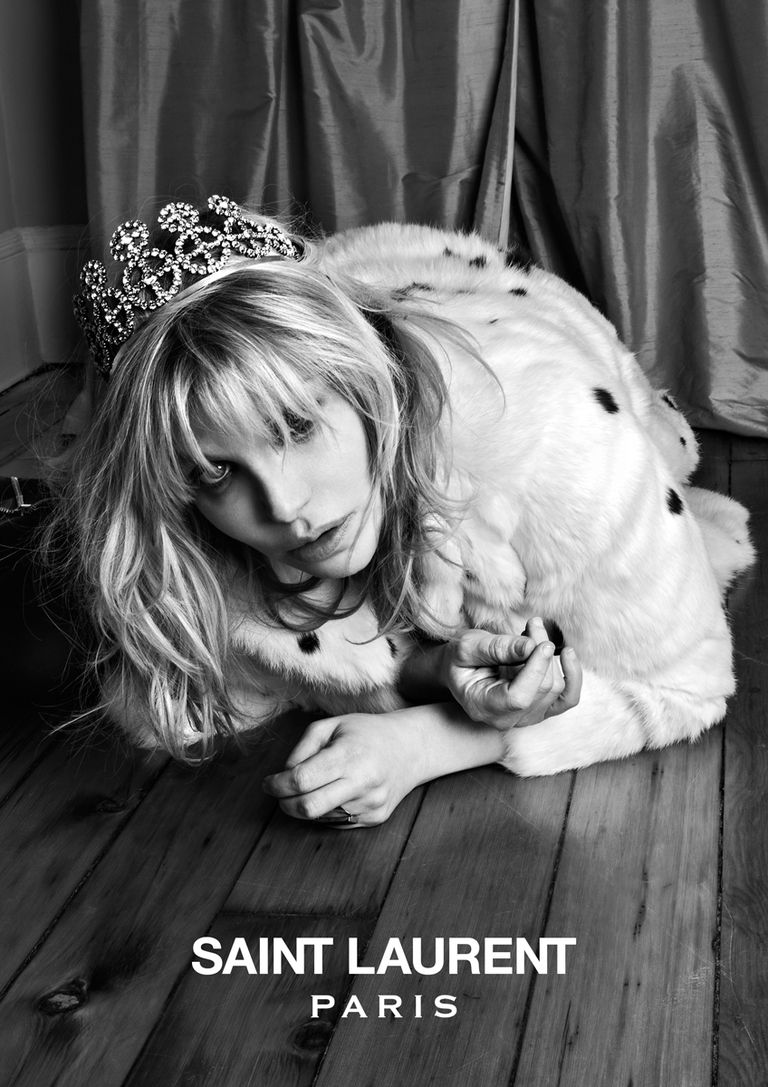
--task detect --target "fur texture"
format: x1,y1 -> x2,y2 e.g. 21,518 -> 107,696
117,223 -> 755,773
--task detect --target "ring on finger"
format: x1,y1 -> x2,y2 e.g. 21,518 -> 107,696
317,805 -> 359,825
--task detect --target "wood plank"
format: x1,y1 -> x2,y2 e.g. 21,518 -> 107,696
313,766 -> 573,1086
718,457 -> 768,1083
514,738 -> 721,1086
226,787 -> 422,918
0,711 -> 56,803
729,434 -> 768,462
0,734 -> 162,993
0,715 -> 307,1087
693,427 -> 731,472
125,914 -> 370,1087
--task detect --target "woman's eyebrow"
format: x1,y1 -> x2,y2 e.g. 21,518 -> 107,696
194,438 -> 242,463
193,439 -> 226,458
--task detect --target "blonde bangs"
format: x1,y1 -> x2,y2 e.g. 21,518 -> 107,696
130,263 -> 404,497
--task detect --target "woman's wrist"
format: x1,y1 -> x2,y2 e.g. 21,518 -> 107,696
388,700 -> 507,785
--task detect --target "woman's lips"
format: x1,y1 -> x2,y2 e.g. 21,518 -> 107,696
288,514 -> 352,563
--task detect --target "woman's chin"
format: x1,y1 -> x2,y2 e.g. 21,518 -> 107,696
286,549 -> 369,580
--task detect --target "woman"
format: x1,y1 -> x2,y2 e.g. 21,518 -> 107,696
54,195 -> 752,827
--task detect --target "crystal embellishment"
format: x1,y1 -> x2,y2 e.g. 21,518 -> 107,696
73,196 -> 301,376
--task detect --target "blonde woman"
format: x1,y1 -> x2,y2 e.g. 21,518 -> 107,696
50,196 -> 752,827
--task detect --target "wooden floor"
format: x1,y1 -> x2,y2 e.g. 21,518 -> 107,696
0,430 -> 766,1087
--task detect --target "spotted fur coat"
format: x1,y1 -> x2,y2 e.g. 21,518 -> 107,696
126,223 -> 756,775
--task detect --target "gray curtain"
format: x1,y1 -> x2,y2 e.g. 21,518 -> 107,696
79,0 -> 517,249
511,0 -> 768,436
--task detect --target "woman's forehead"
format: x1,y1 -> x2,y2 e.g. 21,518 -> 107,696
192,416 -> 262,458
189,367 -> 315,422
189,386 -> 335,451
191,387 -> 360,454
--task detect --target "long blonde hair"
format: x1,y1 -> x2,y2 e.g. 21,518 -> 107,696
46,241 -> 469,759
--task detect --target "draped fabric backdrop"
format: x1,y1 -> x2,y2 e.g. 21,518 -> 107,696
78,0 -> 517,248
510,0 -> 768,435
1,0 -> 767,436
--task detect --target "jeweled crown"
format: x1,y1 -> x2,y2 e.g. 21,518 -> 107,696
73,195 -> 302,376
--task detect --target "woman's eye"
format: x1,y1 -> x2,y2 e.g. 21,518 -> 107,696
198,461 -> 232,490
286,412 -> 315,442
269,411 -> 316,446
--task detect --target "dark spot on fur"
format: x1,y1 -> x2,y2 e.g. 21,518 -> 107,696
662,394 -> 677,410
298,632 -> 320,654
680,436 -> 687,447
667,488 -> 683,515
386,637 -> 398,658
543,619 -> 565,655
391,282 -> 433,300
464,570 -> 478,583
443,247 -> 457,258
469,255 -> 487,269
593,387 -> 620,414
489,318 -> 498,325
509,287 -> 528,297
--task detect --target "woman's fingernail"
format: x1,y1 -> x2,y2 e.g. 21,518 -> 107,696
541,642 -> 555,657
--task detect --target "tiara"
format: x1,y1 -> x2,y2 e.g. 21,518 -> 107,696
73,195 -> 302,376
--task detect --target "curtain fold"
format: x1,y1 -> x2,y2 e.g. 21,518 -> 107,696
474,0 -> 520,247
511,0 -> 768,435
80,0 -> 514,250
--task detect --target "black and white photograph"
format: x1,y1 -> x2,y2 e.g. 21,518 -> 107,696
1,2 -> 766,1083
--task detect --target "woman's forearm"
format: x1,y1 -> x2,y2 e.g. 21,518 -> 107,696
388,700 -> 507,786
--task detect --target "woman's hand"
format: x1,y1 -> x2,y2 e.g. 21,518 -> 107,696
262,712 -> 427,829
261,619 -> 582,830
440,617 -> 582,730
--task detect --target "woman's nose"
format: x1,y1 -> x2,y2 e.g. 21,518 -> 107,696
258,456 -> 311,525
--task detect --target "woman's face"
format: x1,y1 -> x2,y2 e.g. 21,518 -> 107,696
192,389 -> 383,580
